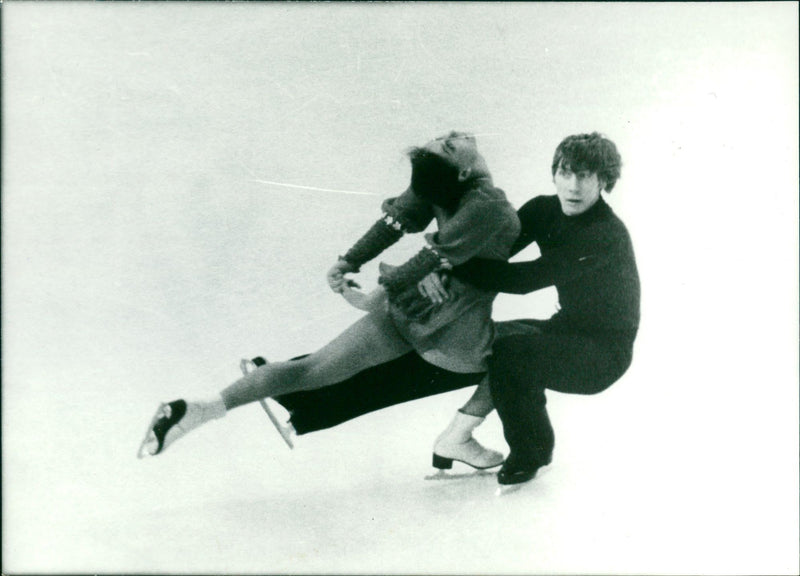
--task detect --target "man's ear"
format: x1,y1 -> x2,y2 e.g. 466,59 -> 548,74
458,166 -> 472,182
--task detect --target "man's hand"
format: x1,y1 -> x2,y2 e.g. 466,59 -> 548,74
327,259 -> 358,293
417,271 -> 450,305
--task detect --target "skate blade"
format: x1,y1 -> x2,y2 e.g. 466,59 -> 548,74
424,469 -> 495,481
258,399 -> 295,449
240,358 -> 294,450
494,483 -> 525,497
137,402 -> 169,459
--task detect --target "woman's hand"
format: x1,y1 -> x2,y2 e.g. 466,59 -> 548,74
341,283 -> 386,312
417,271 -> 450,305
327,259 -> 358,293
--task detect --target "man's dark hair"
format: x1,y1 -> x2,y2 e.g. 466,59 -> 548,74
551,132 -> 622,192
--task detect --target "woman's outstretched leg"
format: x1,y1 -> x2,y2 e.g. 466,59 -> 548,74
221,308 -> 410,408
138,309 -> 411,458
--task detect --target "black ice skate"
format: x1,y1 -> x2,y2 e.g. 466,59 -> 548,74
494,455 -> 552,495
137,400 -> 189,458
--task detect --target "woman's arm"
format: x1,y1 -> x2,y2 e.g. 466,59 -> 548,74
379,196 -> 516,297
340,283 -> 387,313
338,187 -> 435,276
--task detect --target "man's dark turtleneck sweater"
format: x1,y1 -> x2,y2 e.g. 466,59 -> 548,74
452,194 -> 640,354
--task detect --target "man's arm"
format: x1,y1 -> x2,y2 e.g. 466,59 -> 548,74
451,231 -> 620,294
507,196 -> 544,257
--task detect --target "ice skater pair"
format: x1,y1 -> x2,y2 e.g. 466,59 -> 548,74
140,131 -> 640,489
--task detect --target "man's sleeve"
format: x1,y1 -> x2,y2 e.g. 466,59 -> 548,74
508,196 -> 545,257
452,225 -> 621,294
341,187 -> 434,271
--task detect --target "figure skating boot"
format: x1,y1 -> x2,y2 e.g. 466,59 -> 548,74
431,410 -> 504,471
494,453 -> 552,495
137,397 -> 225,458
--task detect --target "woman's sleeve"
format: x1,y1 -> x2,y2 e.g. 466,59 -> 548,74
425,198 -> 518,265
341,187 -> 434,271
381,187 -> 435,233
379,198 -> 517,295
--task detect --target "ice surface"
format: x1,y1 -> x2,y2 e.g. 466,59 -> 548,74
3,2 -> 798,574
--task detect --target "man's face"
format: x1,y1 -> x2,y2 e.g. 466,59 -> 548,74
554,161 -> 603,216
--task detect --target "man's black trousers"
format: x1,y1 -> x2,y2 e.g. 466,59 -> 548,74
274,352 -> 484,434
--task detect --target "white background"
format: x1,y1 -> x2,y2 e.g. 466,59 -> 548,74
3,2 -> 798,574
